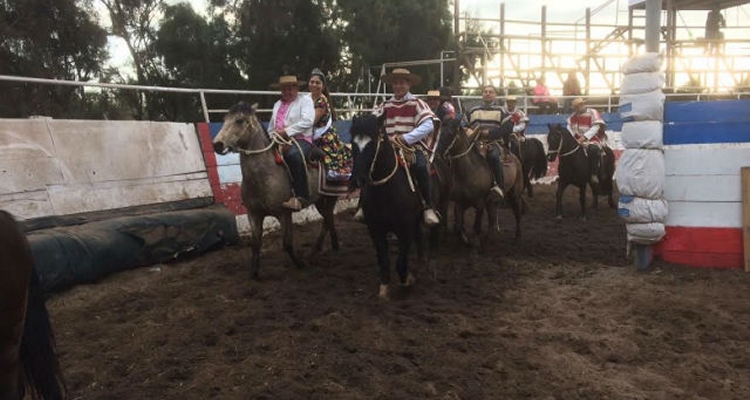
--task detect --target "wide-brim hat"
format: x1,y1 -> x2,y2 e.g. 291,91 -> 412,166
427,90 -> 441,98
270,75 -> 304,89
571,97 -> 586,107
506,95 -> 517,102
381,68 -> 422,86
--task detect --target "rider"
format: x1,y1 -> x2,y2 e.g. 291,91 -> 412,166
567,97 -> 605,185
353,68 -> 440,227
427,88 -> 456,123
504,95 -> 530,156
268,74 -> 315,211
466,84 -> 506,201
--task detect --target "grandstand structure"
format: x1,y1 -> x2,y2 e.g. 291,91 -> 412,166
450,0 -> 750,96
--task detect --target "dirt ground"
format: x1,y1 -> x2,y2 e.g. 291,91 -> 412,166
48,184 -> 750,400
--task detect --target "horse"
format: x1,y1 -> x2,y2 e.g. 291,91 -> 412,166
0,211 -> 65,400
438,118 -> 525,244
506,134 -> 548,197
428,120 -> 453,249
349,114 -> 423,300
212,102 -> 340,279
545,123 -> 615,220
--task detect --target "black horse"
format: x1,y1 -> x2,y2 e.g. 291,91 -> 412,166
0,211 -> 65,400
350,114 -> 424,300
546,123 -> 615,220
507,135 -> 548,197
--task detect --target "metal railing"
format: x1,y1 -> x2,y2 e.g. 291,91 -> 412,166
0,74 -> 747,122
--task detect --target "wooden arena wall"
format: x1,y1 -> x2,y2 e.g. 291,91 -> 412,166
0,119 -> 212,221
654,100 -> 750,269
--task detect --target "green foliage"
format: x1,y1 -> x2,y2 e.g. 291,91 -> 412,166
0,0 -> 108,117
337,0 -> 453,92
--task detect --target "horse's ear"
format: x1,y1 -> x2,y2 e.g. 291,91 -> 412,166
251,103 -> 259,113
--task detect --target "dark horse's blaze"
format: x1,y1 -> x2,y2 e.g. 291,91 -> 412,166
0,211 -> 65,400
350,114 -> 423,299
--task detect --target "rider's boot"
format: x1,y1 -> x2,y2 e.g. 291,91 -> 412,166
413,155 -> 440,227
488,146 -> 505,202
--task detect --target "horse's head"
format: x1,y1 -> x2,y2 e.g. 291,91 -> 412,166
213,102 -> 265,155
546,123 -> 564,162
349,113 -> 386,187
436,117 -> 461,157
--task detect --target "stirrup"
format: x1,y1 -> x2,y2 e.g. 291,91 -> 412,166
281,197 -> 306,211
490,185 -> 505,201
423,208 -> 440,227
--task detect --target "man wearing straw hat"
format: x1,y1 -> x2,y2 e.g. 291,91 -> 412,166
372,68 -> 440,227
567,97 -> 605,185
268,74 -> 315,211
504,95 -> 529,138
466,85 -> 507,201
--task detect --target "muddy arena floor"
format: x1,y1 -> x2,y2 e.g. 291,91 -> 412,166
48,184 -> 750,400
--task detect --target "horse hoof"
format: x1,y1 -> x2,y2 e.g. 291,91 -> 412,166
555,215 -> 563,220
400,273 -> 416,287
580,216 -> 587,222
378,285 -> 389,300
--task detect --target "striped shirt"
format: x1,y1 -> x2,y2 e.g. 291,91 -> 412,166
374,93 -> 436,148
468,102 -> 507,130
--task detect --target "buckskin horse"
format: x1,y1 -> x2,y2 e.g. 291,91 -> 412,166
0,211 -> 65,400
212,102 -> 340,279
350,114 -> 423,300
438,118 -> 525,245
546,123 -> 615,220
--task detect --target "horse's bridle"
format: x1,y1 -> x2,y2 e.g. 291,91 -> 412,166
217,117 -> 289,156
442,126 -> 480,160
546,128 -> 581,159
367,134 -> 400,186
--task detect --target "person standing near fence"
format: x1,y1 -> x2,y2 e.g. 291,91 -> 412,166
562,72 -> 582,113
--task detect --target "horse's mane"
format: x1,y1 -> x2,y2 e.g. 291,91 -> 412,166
350,113 -> 383,137
229,101 -> 255,115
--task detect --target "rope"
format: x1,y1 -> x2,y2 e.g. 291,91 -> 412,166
369,136 -> 400,186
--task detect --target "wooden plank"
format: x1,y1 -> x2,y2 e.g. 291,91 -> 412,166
665,144 -> 750,176
666,201 -> 742,228
664,175 -> 741,202
742,166 -> 750,272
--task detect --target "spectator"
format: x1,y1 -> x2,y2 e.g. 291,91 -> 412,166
705,8 -> 726,55
562,72 -> 582,113
532,76 -> 558,114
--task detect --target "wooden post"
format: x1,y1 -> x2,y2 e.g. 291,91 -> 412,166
742,166 -> 750,272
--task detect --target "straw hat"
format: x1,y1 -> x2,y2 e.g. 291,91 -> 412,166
270,75 -> 304,89
381,68 -> 422,86
506,95 -> 517,102
427,90 -> 441,98
571,97 -> 586,107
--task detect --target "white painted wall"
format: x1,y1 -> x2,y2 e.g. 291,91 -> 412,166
0,119 -> 212,220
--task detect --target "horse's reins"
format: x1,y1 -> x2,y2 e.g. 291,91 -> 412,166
368,134 -> 400,186
547,129 -> 581,158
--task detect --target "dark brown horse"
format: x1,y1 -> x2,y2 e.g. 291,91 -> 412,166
0,211 -> 65,400
546,123 -> 615,220
506,134 -> 548,197
212,102 -> 340,279
438,119 -> 525,245
350,114 -> 423,300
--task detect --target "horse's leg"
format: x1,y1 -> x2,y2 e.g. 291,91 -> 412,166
314,196 -> 339,253
247,212 -> 264,279
591,183 -> 599,209
280,212 -> 307,269
507,192 -> 522,239
371,230 -> 391,300
555,181 -> 568,219
473,207 -> 485,235
395,227 -> 415,287
579,184 -> 588,221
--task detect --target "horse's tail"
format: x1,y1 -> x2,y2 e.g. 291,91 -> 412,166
21,268 -> 66,400
530,138 -> 548,180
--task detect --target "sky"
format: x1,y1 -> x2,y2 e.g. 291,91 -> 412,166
97,0 -> 750,92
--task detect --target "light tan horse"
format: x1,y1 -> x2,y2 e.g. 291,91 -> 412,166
212,102 -> 339,279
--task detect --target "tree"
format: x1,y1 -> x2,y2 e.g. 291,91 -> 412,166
0,0 -> 108,117
338,0 -> 453,92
